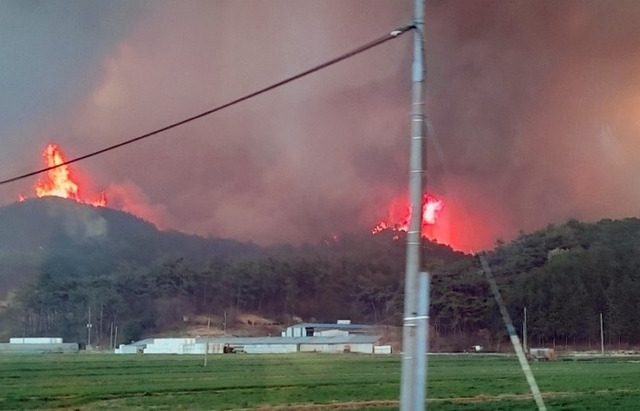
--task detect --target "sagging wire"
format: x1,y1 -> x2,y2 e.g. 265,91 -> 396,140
477,253 -> 547,411
0,24 -> 416,188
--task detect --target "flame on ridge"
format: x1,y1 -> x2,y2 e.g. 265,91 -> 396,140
372,193 -> 444,235
20,144 -> 107,207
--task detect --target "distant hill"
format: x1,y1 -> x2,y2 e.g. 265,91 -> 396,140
480,218 -> 640,349
0,198 -> 472,344
485,218 -> 640,280
4,197 -> 640,349
0,197 -> 261,300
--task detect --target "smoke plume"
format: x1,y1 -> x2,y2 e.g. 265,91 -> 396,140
2,1 -> 640,250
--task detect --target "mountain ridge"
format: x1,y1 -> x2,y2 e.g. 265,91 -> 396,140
0,197 -> 261,299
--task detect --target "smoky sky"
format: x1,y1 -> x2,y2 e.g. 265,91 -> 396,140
1,0 -> 640,251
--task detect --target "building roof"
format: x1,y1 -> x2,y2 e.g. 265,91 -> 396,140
289,323 -> 372,331
125,338 -> 155,347
0,343 -> 79,354
195,334 -> 380,345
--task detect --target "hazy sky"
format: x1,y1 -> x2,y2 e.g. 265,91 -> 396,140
1,0 -> 639,251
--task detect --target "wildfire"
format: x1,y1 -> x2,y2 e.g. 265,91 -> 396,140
35,144 -> 80,200
20,144 -> 107,207
372,193 -> 444,236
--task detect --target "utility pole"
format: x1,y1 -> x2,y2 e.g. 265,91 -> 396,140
523,307 -> 527,354
87,306 -> 93,350
479,256 -> 547,411
600,313 -> 604,356
204,317 -> 211,367
400,0 -> 426,410
414,272 -> 430,409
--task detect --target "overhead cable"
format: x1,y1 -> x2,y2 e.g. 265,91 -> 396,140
478,254 -> 548,411
0,24 -> 415,187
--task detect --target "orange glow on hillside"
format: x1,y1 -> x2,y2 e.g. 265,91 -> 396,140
373,193 -> 444,234
372,193 -> 449,244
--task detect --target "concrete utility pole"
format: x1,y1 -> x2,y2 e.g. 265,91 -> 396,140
600,313 -> 604,356
400,0 -> 426,410
479,256 -> 547,411
523,307 -> 528,353
87,306 -> 93,350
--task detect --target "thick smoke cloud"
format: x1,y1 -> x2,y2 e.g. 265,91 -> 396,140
0,0 -> 143,171
424,0 -> 640,249
2,1 -> 640,250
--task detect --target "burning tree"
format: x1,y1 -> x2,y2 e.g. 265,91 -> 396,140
22,144 -> 106,207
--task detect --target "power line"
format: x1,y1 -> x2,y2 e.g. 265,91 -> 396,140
0,24 -> 415,187
478,254 -> 547,411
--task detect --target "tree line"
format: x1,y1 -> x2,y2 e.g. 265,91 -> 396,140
2,215 -> 640,350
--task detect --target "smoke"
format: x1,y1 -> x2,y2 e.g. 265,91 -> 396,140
105,180 -> 175,230
42,200 -> 108,240
3,1 -> 640,250
51,0 -> 413,244
424,0 -> 640,249
64,208 -> 108,240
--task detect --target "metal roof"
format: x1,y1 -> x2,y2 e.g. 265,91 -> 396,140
194,334 -> 380,345
126,338 -> 154,346
288,323 -> 372,331
0,343 -> 79,354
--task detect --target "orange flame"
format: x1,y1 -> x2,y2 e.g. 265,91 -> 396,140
423,194 -> 444,225
21,144 -> 107,207
372,193 -> 444,235
93,191 -> 107,207
35,144 -> 80,200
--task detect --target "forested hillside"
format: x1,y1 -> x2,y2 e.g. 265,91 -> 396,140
1,198 -> 640,350
487,218 -> 640,348
0,197 -> 261,299
0,228 -> 470,345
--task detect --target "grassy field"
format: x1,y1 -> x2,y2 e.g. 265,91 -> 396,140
1,353 -> 640,410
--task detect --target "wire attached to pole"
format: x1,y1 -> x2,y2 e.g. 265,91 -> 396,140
0,24 -> 415,188
478,253 -> 547,411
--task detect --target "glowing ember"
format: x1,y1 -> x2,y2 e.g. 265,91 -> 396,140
372,193 -> 444,235
20,144 -> 107,207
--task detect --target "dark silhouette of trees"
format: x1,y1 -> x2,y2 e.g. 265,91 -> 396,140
3,198 -> 640,349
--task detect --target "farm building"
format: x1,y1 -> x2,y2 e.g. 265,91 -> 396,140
0,337 -> 79,354
116,335 -> 381,355
281,320 -> 372,337
115,321 -> 389,355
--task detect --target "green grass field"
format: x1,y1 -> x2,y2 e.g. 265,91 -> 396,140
1,353 -> 639,410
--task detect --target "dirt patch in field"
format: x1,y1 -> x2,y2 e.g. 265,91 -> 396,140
248,391 -> 582,410
250,400 -> 400,410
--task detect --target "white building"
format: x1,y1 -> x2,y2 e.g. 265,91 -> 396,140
1,337 -> 78,354
115,321 -> 390,355
281,321 -> 371,338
